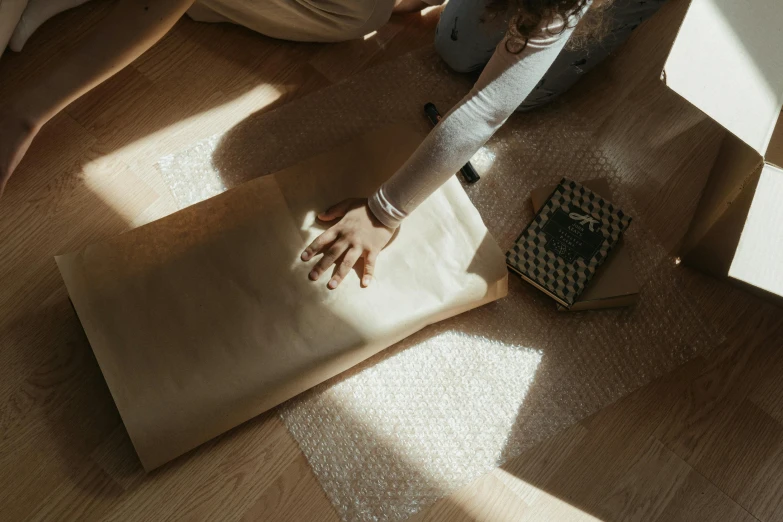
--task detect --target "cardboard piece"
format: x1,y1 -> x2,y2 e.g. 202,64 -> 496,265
665,0 -> 783,299
56,124 -> 508,471
531,179 -> 639,311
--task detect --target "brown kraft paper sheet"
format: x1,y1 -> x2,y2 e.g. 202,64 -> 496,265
55,124 -> 508,471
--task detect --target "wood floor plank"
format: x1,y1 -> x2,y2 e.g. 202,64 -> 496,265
100,413 -> 295,522
0,152 -> 159,397
240,453 -> 341,522
412,421 -> 589,521
653,469 -> 759,522
65,65 -> 158,153
499,422 -> 589,506
748,340 -> 783,425
687,399 -> 783,522
160,416 -> 301,522
0,439 -> 77,521
675,268 -> 759,340
655,306 -> 783,464
0,113 -> 96,250
535,359 -> 704,518
412,472 -> 529,522
517,494 -> 603,522
738,446 -> 783,522
0,288 -> 86,402
26,463 -> 125,522
0,294 -> 120,464
597,436 -> 691,522
90,424 -> 148,492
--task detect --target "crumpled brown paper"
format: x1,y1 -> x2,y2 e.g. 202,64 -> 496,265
56,124 -> 508,471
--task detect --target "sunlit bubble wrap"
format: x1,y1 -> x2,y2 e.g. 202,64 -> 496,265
279,249 -> 719,521
157,134 -> 226,209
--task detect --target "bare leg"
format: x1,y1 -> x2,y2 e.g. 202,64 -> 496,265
0,0 -> 195,196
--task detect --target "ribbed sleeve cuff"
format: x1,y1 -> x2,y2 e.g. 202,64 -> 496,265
368,186 -> 407,229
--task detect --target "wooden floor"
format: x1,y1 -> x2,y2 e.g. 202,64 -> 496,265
1,1 -> 782,521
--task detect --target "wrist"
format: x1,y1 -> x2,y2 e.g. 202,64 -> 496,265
364,200 -> 394,231
368,189 -> 404,229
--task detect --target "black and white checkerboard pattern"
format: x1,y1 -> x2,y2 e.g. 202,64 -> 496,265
506,178 -> 633,307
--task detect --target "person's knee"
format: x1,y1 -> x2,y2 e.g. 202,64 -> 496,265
434,27 -> 481,73
434,0 -> 506,73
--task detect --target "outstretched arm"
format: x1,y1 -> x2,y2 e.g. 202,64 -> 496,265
302,7 -> 588,289
369,13 -> 583,228
1,0 -> 195,195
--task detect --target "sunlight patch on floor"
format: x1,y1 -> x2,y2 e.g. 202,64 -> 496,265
81,83 -> 284,212
469,145 -> 498,176
449,467 -> 603,520
82,83 -> 285,221
281,332 -> 544,520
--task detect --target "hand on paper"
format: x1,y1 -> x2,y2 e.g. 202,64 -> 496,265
301,198 -> 394,289
0,109 -> 38,197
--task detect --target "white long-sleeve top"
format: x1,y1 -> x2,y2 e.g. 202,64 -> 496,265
369,8 -> 588,228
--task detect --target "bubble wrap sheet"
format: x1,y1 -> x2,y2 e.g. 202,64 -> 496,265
157,46 -> 724,522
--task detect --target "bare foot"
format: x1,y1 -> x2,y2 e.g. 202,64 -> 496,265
0,110 -> 39,197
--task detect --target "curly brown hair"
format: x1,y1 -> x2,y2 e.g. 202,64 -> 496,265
490,0 -> 612,53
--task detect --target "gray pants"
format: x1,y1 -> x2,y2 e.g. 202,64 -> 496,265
435,0 -> 667,110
